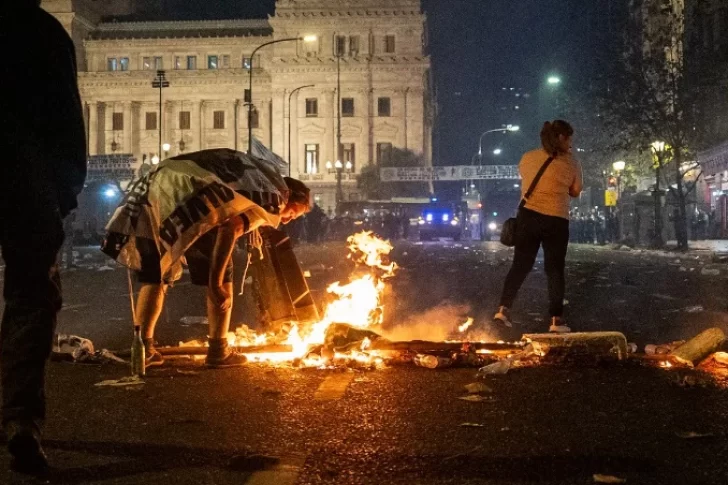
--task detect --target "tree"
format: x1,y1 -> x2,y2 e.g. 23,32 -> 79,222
588,1 -> 704,250
357,148 -> 430,200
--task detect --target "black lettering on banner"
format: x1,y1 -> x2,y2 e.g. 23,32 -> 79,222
239,213 -> 250,234
171,211 -> 193,234
186,196 -> 211,224
159,218 -> 179,247
205,182 -> 235,204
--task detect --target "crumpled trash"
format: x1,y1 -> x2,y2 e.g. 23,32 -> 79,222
593,474 -> 626,484
675,431 -> 714,439
180,316 -> 208,326
476,343 -> 543,376
457,395 -> 492,402
76,349 -> 127,365
477,359 -> 512,376
54,334 -> 94,360
94,376 -> 144,387
701,268 -> 720,276
682,305 -> 704,313
712,351 -> 728,366
464,382 -> 492,394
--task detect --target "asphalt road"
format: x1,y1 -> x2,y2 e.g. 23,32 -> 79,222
2,239 -> 728,484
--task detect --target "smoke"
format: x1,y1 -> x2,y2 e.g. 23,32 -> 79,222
381,303 -> 476,342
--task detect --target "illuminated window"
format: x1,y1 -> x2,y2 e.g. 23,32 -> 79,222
305,144 -> 319,174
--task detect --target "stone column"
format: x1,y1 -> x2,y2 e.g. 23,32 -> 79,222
98,102 -> 107,154
360,87 -> 372,169
131,102 -> 141,157
122,101 -> 132,154
325,88 -> 336,166
292,92 -> 300,175
87,101 -> 98,156
271,89 -> 286,157
198,100 -> 206,151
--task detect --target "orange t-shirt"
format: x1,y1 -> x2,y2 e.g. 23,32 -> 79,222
519,148 -> 583,220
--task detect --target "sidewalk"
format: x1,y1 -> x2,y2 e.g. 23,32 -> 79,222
666,240 -> 728,254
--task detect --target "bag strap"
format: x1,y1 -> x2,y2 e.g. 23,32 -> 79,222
518,156 -> 554,210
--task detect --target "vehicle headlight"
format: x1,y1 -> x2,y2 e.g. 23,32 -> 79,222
450,219 -> 459,226
488,222 -> 497,231
418,218 -> 425,225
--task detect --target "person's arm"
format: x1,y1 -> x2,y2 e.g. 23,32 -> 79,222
569,159 -> 584,198
208,217 -> 244,310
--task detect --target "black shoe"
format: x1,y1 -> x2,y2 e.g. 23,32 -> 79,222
6,421 -> 49,477
205,350 -> 247,369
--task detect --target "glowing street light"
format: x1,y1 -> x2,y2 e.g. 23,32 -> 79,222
493,148 -> 502,155
613,160 -> 626,172
547,76 -> 561,85
151,155 -> 160,165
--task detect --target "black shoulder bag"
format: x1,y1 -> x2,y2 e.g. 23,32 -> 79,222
499,156 -> 554,247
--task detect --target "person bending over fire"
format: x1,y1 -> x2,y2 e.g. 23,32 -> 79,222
102,149 -> 310,368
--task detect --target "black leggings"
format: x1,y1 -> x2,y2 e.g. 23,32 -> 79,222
499,208 -> 569,317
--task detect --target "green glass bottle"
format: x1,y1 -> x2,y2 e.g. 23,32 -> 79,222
131,325 -> 146,377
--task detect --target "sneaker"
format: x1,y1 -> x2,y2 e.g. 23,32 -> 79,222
205,350 -> 247,369
5,420 -> 49,477
145,349 -> 165,367
549,317 -> 571,333
493,306 -> 513,328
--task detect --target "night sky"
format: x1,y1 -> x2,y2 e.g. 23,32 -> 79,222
163,0 -> 613,168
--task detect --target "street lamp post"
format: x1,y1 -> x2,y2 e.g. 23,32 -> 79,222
613,160 -> 626,241
152,70 -> 169,162
247,37 -> 309,154
477,125 -> 519,160
473,124 -> 519,199
288,84 -> 314,177
650,141 -> 666,248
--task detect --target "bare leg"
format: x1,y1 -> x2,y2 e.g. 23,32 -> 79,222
135,284 -> 167,340
206,282 -> 233,340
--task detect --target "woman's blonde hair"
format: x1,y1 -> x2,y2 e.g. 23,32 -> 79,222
540,119 -> 574,156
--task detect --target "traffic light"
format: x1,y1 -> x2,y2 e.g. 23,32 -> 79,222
607,176 -> 617,188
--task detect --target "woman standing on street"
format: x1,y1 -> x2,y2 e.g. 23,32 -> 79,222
493,120 -> 583,333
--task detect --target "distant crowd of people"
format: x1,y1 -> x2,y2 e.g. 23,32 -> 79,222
284,206 -> 413,243
569,208 -> 620,245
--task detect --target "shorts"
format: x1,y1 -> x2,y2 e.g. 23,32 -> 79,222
136,229 -> 234,286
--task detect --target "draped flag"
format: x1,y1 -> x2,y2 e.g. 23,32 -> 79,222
250,136 -> 288,175
101,148 -> 287,281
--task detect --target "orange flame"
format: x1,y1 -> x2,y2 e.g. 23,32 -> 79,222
226,231 -> 397,366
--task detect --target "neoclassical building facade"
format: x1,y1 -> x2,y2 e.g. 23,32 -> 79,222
42,0 -> 434,213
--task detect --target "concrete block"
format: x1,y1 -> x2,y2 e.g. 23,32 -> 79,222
522,332 -> 629,361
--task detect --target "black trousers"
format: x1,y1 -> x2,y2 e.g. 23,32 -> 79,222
0,207 -> 64,428
499,208 -> 570,317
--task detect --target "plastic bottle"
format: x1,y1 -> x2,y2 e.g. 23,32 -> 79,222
414,354 -> 452,369
131,326 -> 146,377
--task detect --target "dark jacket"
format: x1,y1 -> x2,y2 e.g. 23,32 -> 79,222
0,2 -> 87,217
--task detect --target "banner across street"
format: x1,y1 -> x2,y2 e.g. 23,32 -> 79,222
380,165 -> 520,182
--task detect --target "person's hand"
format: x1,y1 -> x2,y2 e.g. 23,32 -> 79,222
209,285 -> 232,312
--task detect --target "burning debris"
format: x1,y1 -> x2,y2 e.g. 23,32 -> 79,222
148,231 -> 728,379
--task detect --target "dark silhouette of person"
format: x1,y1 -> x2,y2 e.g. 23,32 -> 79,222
0,0 -> 87,475
305,204 -> 327,243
